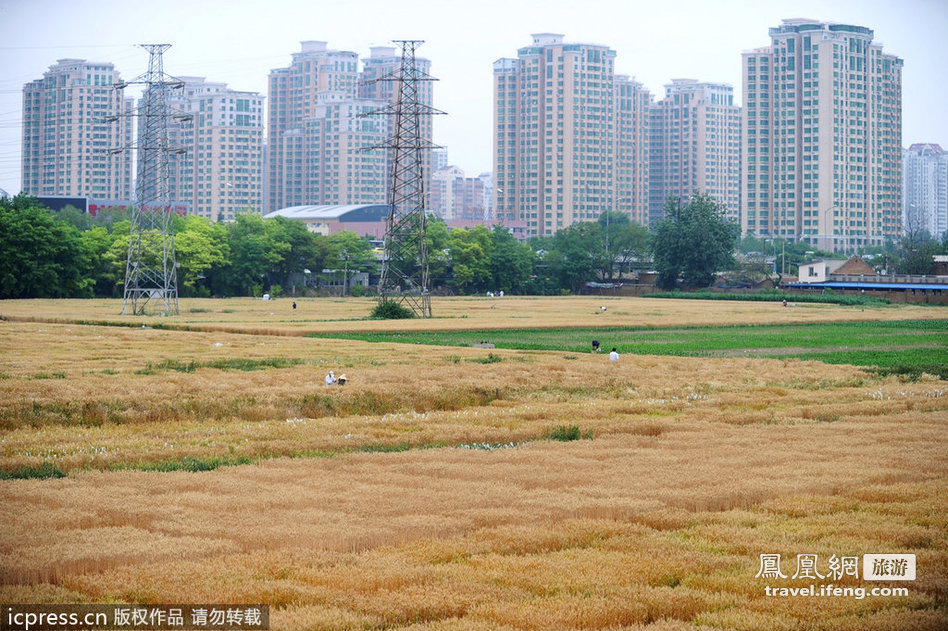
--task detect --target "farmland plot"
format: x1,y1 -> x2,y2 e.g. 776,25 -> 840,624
0,298 -> 946,630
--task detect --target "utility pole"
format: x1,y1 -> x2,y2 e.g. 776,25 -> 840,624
361,40 -> 444,318
113,44 -> 191,316
342,250 -> 349,297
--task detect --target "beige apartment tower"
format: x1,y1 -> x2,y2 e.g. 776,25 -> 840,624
160,78 -> 264,221
267,42 -> 433,214
615,75 -> 653,226
495,34 -> 652,237
649,79 -> 742,223
430,165 -> 488,220
742,19 -> 902,252
22,59 -> 134,199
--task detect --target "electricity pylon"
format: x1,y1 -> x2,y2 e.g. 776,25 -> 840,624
362,40 -> 444,318
113,44 -> 191,316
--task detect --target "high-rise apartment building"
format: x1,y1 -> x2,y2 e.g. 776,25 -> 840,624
358,44 -> 434,204
430,165 -> 462,220
615,75 -> 652,226
742,19 -> 903,252
267,42 -> 432,214
477,172 -> 493,219
22,59 -> 134,199
649,79 -> 741,224
268,42 -> 362,212
159,77 -> 264,221
432,148 -> 449,172
430,165 -> 488,220
495,34 -> 650,237
903,143 -> 948,238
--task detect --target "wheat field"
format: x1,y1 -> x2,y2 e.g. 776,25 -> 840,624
1,295 -> 944,334
1,297 -> 946,630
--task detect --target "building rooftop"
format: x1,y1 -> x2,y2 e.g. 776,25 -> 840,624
264,204 -> 388,222
786,281 -> 947,291
907,143 -> 945,154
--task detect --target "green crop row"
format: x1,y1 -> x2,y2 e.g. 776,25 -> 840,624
643,289 -> 891,306
311,319 -> 948,377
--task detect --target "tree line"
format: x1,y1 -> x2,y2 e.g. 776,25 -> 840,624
3,193 -> 944,300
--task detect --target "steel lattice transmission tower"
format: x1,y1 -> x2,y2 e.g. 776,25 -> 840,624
114,44 -> 190,316
362,40 -> 444,318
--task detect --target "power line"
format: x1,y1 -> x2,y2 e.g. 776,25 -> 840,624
0,44 -> 135,51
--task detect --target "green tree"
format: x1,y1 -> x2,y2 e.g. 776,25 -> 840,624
80,225 -> 123,296
425,218 -> 452,289
489,226 -> 534,293
523,236 -> 562,295
358,216 -> 450,293
551,222 -> 600,292
327,231 -> 377,293
49,204 -> 94,231
104,219 -> 133,295
173,216 -> 230,297
0,195 -> 93,298
264,216 -> 323,290
739,234 -> 818,279
215,213 -> 290,296
449,225 -> 493,293
49,204 -> 132,232
738,232 -> 769,255
597,211 -> 649,280
894,229 -> 939,275
650,193 -> 740,289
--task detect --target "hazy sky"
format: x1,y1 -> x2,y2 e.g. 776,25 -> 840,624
1,0 -> 946,196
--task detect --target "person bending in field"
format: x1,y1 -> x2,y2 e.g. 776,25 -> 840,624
592,339 -> 601,353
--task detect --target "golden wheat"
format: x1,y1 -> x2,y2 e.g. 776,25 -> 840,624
1,295 -> 943,334
0,301 -> 946,629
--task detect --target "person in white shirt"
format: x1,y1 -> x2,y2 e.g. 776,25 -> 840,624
325,370 -> 336,386
609,348 -> 619,362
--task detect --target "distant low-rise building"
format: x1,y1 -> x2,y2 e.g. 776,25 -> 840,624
263,203 -> 389,236
798,259 -> 849,283
34,195 -> 188,217
797,256 -> 876,283
791,255 -> 947,303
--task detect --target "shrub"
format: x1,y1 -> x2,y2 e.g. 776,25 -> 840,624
467,353 -> 503,364
550,425 -> 582,441
371,299 -> 415,319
